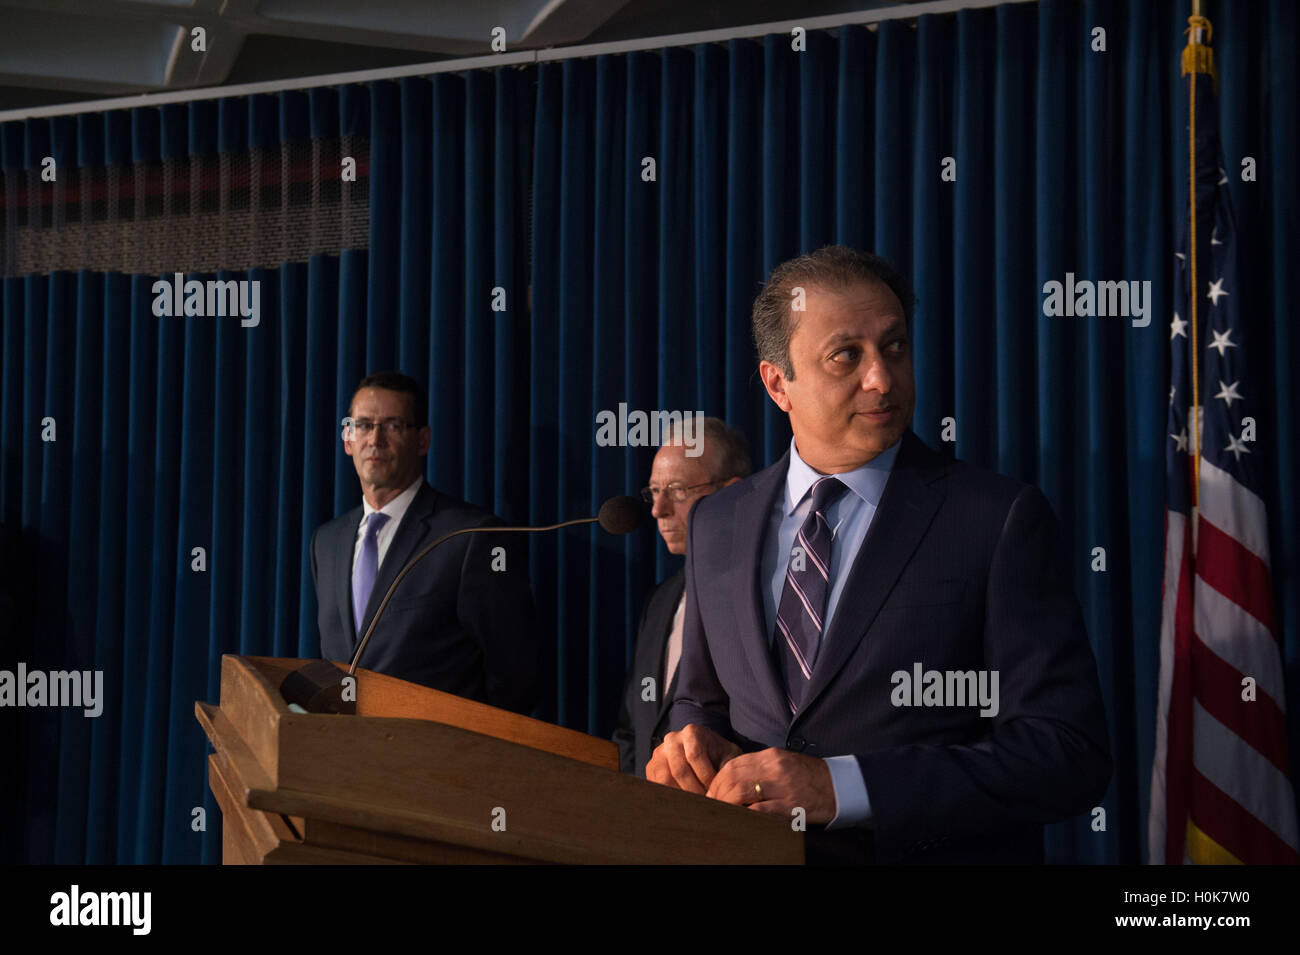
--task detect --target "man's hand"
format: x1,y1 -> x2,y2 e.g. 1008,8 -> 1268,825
706,748 -> 837,823
646,725 -> 742,794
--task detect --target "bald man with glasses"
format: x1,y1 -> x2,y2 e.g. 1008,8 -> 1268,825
612,417 -> 752,776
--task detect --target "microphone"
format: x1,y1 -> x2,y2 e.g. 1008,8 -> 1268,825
279,496 -> 643,714
597,495 -> 642,535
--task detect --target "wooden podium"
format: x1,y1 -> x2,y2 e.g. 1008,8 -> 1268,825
196,655 -> 803,864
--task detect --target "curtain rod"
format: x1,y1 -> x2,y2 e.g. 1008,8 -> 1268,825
0,0 -> 1034,124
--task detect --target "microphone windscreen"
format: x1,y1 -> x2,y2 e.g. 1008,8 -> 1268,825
598,496 -> 643,535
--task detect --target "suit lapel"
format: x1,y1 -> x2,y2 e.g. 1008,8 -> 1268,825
800,432 -> 948,717
730,452 -> 792,723
357,482 -> 438,643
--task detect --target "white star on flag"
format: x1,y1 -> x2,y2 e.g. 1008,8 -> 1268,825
1208,328 -> 1236,355
1207,277 -> 1229,305
1170,428 -> 1188,452
1170,313 -> 1188,339
1224,432 -> 1251,461
1214,379 -> 1243,407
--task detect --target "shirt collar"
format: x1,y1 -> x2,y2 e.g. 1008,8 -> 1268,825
361,475 -> 423,524
784,436 -> 901,515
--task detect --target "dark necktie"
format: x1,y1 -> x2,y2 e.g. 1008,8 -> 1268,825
352,511 -> 390,635
775,476 -> 847,713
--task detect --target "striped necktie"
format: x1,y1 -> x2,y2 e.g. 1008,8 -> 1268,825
774,476 -> 847,713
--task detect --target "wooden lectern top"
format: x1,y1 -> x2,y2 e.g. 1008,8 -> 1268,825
196,655 -> 803,865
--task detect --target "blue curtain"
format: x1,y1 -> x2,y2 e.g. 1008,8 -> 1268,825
2,0 -> 1296,864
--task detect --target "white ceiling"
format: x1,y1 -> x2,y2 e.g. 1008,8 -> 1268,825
0,0 -> 641,95
0,0 -> 924,107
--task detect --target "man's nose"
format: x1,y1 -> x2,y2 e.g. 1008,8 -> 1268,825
651,494 -> 674,518
861,354 -> 893,395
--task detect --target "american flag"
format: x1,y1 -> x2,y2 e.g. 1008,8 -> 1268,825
1149,18 -> 1299,865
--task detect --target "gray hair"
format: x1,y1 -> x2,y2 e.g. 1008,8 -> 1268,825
751,245 -> 916,379
664,416 -> 752,481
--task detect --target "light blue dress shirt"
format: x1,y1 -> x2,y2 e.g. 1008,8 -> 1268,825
761,437 -> 901,828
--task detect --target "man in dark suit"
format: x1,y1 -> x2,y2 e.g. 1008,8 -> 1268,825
647,247 -> 1112,863
612,417 -> 751,776
311,371 -> 538,714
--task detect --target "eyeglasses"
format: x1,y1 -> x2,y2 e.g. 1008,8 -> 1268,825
640,481 -> 719,504
347,418 -> 418,437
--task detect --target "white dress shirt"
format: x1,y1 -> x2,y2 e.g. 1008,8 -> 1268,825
663,593 -> 687,691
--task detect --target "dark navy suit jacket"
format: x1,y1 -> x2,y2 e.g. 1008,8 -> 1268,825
668,430 -> 1112,863
311,482 -> 539,714
613,569 -> 686,777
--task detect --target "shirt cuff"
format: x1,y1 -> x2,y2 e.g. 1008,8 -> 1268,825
823,755 -> 872,829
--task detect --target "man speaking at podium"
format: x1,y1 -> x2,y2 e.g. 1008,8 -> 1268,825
311,371 -> 538,714
647,247 -> 1111,863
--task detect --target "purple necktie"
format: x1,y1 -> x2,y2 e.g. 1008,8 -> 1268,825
775,476 -> 847,713
352,511 -> 390,635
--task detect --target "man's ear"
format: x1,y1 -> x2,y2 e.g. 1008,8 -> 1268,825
759,360 -> 793,413
417,425 -> 432,456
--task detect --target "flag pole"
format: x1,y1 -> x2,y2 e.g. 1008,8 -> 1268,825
1182,2 -> 1214,555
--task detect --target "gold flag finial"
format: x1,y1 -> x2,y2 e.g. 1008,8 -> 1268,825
1182,15 -> 1216,79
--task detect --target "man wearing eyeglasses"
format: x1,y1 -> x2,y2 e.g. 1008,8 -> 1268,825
612,417 -> 751,776
310,371 -> 538,714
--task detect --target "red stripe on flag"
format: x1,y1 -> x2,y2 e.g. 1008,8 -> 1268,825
1164,520 -> 1195,864
1190,769 -> 1300,865
1190,635 -> 1292,774
1196,516 -> 1278,634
